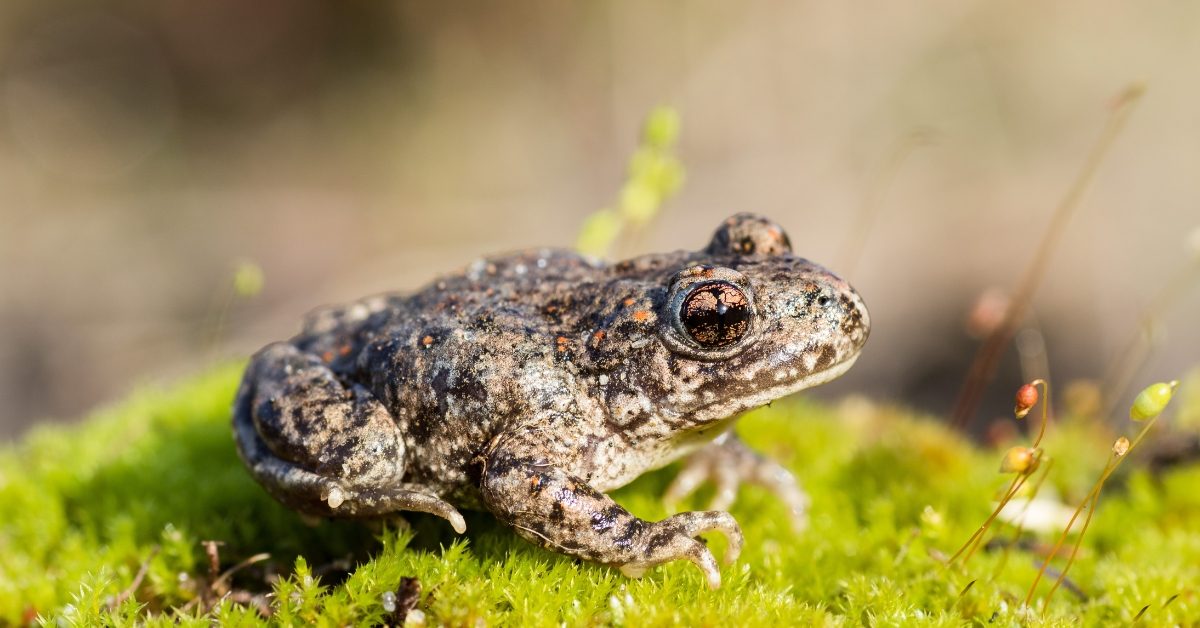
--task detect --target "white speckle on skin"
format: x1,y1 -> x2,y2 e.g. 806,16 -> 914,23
514,264 -> 527,275
598,374 -> 609,386
325,486 -> 345,509
802,353 -> 817,371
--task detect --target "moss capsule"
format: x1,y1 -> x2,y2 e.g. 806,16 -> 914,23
999,446 -> 1040,474
1014,383 -> 1039,419
1129,380 -> 1179,421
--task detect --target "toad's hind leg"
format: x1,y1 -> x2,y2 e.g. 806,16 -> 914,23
233,342 -> 465,533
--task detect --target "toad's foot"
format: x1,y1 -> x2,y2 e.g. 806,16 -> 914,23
320,481 -> 467,534
262,458 -> 467,533
664,432 -> 810,533
614,511 -> 743,590
237,419 -> 466,533
482,430 -> 743,589
233,342 -> 466,534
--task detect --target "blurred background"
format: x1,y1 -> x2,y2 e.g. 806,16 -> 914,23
2,2 -> 1198,439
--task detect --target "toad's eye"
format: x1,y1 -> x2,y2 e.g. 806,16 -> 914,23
679,281 -> 751,348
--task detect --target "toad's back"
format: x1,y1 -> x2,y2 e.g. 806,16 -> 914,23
275,247 -> 694,497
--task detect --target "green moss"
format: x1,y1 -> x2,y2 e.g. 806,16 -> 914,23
2,365 -> 1198,626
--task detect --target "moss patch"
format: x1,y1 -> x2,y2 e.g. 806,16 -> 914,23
2,364 -> 1198,626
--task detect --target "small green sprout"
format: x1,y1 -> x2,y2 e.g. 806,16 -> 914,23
575,210 -> 624,259
207,259 -> 267,359
233,260 -> 265,298
576,106 -> 685,258
642,106 -> 681,149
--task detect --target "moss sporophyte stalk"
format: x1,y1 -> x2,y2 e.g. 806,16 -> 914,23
1027,380 -> 1179,610
948,377 -> 1185,616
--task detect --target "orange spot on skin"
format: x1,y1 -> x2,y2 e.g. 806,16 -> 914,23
421,336 -> 434,347
338,344 -> 352,356
591,330 -> 606,347
632,310 -> 651,322
555,336 -> 569,352
623,297 -> 636,306
530,475 -> 542,490
321,350 -> 334,362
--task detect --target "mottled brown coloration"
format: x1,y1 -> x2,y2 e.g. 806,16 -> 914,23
233,213 -> 869,588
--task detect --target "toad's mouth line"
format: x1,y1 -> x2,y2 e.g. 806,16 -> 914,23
686,352 -> 862,424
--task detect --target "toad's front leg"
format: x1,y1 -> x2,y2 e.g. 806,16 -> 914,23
479,429 -> 743,589
664,431 -> 810,533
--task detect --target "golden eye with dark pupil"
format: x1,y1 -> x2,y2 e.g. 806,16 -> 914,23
679,282 -> 751,348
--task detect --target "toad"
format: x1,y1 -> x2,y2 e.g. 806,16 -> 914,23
233,213 -> 869,588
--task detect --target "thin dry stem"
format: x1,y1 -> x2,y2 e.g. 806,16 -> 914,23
1100,257 -> 1200,417
211,553 -> 271,594
952,84 -> 1145,430
840,129 -> 932,276
109,546 -> 161,610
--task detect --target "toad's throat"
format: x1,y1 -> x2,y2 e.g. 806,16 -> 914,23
685,352 -> 861,425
